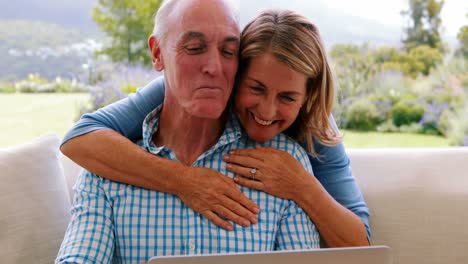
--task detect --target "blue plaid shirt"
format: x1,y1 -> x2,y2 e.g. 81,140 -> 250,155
56,107 -> 320,264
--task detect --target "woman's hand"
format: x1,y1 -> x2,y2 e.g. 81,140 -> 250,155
223,146 -> 313,200
176,166 -> 260,231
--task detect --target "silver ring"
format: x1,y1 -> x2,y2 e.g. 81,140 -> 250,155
250,168 -> 257,175
250,168 -> 257,180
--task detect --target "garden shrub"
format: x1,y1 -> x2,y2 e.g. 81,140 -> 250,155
446,102 -> 468,146
437,109 -> 453,137
76,64 -> 160,120
391,101 -> 424,127
120,84 -> 138,94
13,75 -> 90,93
399,123 -> 424,134
344,97 -> 382,131
369,94 -> 393,120
16,81 -> 55,93
0,83 -> 15,93
377,119 -> 399,133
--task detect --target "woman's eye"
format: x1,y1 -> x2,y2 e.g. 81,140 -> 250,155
248,86 -> 264,93
280,95 -> 295,103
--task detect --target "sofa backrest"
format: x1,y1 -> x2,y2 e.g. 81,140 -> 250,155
348,148 -> 468,264
58,145 -> 468,264
0,134 -> 71,264
59,153 -> 82,204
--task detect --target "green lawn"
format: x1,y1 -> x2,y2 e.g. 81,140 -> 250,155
342,130 -> 450,148
0,93 -> 451,148
0,93 -> 88,148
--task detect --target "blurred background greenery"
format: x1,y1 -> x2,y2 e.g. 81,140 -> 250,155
0,0 -> 466,148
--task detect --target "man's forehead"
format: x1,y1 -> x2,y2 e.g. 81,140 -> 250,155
171,0 -> 239,28
178,31 -> 240,44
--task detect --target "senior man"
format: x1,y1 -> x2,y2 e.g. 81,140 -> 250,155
56,0 -> 319,263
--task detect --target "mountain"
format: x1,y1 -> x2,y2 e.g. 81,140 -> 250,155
0,0 -> 99,36
0,0 -> 459,81
238,0 -> 402,47
1,0 -> 403,46
0,20 -> 100,81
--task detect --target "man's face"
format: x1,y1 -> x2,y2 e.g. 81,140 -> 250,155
153,0 -> 240,119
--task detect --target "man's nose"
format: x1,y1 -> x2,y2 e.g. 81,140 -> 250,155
202,49 -> 222,76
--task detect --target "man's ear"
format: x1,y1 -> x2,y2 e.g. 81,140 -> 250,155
148,35 -> 164,71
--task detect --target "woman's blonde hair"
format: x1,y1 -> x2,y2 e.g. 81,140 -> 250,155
238,9 -> 342,156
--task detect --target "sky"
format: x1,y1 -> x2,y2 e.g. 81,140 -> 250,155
316,0 -> 467,37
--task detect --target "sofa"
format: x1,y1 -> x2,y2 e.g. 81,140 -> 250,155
1,133 -> 467,264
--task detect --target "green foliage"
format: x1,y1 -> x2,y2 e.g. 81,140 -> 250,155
26,74 -> 48,84
456,25 -> 468,59
402,0 -> 445,52
399,123 -> 424,134
377,119 -> 399,133
0,82 -> 15,93
437,109 -> 452,136
14,75 -> 90,93
120,84 -> 137,94
330,44 -> 376,97
92,0 -> 163,65
445,101 -> 468,146
344,97 -> 382,131
391,101 -> 425,127
0,20 -> 83,51
0,20 -> 96,81
406,45 -> 443,76
370,45 -> 443,77
330,44 -> 377,125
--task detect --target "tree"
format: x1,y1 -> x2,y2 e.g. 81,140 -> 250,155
401,0 -> 445,52
456,24 -> 468,59
92,0 -> 163,65
329,44 -> 377,126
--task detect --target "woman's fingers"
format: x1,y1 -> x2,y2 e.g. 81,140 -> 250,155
223,153 -> 261,170
228,147 -> 267,160
203,211 -> 234,231
234,176 -> 265,191
224,189 -> 259,223
226,163 -> 263,180
178,167 -> 260,230
214,203 -> 254,227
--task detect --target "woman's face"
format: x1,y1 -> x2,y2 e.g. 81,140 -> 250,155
235,52 -> 307,142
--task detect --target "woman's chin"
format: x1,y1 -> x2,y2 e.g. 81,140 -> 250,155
248,132 -> 274,143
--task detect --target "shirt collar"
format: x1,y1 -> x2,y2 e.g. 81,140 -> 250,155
141,105 -> 243,155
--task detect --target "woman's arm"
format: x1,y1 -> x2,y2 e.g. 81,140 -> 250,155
224,146 -> 369,247
309,116 -> 370,243
298,144 -> 369,247
223,116 -> 370,247
61,76 -> 259,230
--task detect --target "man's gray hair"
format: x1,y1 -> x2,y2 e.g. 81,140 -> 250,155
152,0 -> 240,45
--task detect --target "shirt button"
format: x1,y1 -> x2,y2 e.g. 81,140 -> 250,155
189,241 -> 196,252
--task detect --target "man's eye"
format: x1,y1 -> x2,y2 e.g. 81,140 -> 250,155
222,49 -> 236,58
185,44 -> 205,54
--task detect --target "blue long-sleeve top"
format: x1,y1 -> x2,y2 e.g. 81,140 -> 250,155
63,76 -> 371,241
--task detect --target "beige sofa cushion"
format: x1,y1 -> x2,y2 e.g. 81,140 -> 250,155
0,133 -> 70,264
59,153 -> 82,204
349,148 -> 468,264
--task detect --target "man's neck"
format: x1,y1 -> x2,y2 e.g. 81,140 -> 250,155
153,100 -> 225,166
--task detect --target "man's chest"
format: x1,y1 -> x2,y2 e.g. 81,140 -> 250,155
103,181 -> 288,260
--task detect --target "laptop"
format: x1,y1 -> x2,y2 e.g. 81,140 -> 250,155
148,245 -> 392,264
